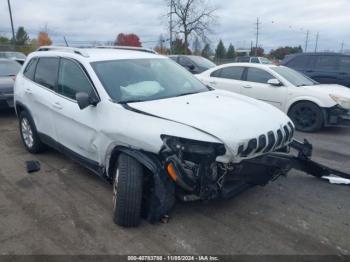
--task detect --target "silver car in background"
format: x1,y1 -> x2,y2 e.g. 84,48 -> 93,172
0,59 -> 21,109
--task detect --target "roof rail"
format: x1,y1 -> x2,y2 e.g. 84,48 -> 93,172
96,45 -> 158,54
37,46 -> 89,57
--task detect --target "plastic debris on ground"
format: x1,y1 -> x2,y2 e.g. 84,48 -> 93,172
322,176 -> 350,185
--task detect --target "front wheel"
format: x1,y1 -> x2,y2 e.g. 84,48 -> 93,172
288,102 -> 324,132
112,153 -> 143,227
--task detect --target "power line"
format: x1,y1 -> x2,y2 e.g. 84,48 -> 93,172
304,30 -> 310,52
7,0 -> 15,46
314,32 -> 319,52
255,17 -> 260,56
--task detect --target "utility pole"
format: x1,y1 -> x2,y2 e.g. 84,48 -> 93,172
255,17 -> 260,56
169,0 -> 173,54
340,42 -> 344,53
304,30 -> 309,52
7,0 -> 16,49
314,32 -> 319,53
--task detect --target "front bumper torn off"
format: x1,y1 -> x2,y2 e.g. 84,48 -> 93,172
324,105 -> 350,127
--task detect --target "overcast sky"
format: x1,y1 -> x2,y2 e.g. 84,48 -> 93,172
0,0 -> 349,52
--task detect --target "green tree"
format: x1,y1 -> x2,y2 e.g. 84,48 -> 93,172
269,46 -> 303,60
250,47 -> 264,56
226,43 -> 235,59
192,37 -> 202,56
215,40 -> 226,60
15,27 -> 29,46
201,43 -> 212,58
172,38 -> 191,54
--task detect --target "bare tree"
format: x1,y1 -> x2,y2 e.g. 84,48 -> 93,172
168,0 -> 217,54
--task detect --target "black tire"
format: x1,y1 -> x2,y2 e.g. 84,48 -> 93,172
19,111 -> 46,153
113,153 -> 143,227
288,101 -> 324,132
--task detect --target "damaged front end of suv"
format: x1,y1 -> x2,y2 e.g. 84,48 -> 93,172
144,126 -> 350,223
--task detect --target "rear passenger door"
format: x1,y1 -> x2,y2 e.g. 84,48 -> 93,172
52,57 -> 101,164
24,57 -> 59,142
208,66 -> 244,94
309,55 -> 339,84
240,67 -> 287,110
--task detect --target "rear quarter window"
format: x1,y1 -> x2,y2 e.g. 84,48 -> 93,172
34,57 -> 59,90
23,58 -> 38,80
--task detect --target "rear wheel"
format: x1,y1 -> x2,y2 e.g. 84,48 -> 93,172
112,153 -> 143,227
19,111 -> 46,153
288,102 -> 324,132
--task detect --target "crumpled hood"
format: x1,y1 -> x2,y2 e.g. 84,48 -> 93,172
129,90 -> 292,158
303,84 -> 350,98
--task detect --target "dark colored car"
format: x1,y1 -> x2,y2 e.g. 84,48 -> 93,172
0,59 -> 21,108
282,52 -> 350,87
0,52 -> 27,65
169,55 -> 216,74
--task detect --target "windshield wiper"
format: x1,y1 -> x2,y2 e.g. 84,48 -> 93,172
118,99 -> 146,104
173,91 -> 203,98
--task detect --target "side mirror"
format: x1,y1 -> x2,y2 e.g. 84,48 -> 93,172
267,78 -> 282,86
76,92 -> 99,110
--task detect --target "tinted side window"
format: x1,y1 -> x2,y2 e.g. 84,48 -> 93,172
237,57 -> 250,62
58,58 -> 94,100
339,56 -> 350,72
179,57 -> 193,66
210,69 -> 221,77
251,58 -> 260,63
314,56 -> 338,71
34,57 -> 59,90
287,56 -> 308,68
246,68 -> 273,84
219,67 -> 244,80
23,58 -> 38,80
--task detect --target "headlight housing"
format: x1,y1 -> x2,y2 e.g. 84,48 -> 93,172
330,94 -> 350,110
160,135 -> 226,156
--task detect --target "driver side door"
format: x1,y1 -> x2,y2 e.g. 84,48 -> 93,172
240,67 -> 287,111
51,57 -> 101,167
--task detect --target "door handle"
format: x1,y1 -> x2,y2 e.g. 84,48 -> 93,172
209,81 -> 217,85
52,102 -> 63,110
243,85 -> 252,88
25,88 -> 32,94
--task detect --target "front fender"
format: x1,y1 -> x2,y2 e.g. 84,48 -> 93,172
285,96 -> 337,113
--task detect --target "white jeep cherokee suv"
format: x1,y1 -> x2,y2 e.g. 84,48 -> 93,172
14,46 -> 348,227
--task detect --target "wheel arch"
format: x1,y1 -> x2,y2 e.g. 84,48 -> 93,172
15,101 -> 31,118
106,146 -> 175,223
286,97 -> 326,115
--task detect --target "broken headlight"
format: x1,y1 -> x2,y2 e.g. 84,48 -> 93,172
330,94 -> 350,110
160,135 -> 226,158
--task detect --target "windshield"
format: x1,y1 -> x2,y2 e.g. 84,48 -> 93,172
271,66 -> 318,86
188,56 -> 216,69
92,58 -> 210,103
0,60 -> 21,76
260,57 -> 273,64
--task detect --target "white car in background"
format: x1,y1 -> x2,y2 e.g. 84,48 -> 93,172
197,63 -> 350,132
